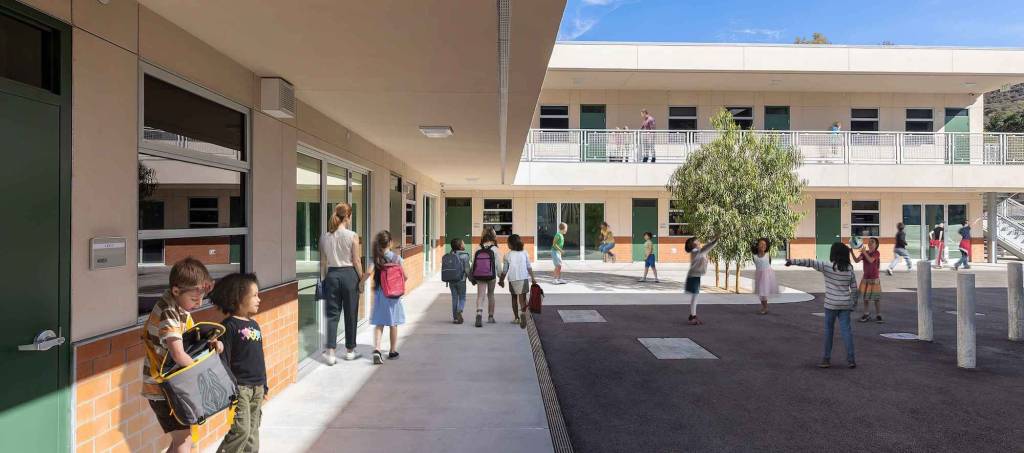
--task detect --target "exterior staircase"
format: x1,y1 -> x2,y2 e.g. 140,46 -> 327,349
984,195 -> 1024,261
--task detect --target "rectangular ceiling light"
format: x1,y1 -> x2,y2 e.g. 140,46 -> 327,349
419,126 -> 454,138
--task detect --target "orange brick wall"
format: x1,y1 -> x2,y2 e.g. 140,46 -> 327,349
73,283 -> 298,453
789,237 -> 984,262
401,246 -> 425,291
163,237 -> 231,266
657,237 -> 692,263
471,236 -> 538,261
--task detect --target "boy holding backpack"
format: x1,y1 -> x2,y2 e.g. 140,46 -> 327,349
470,227 -> 503,327
441,238 -> 472,324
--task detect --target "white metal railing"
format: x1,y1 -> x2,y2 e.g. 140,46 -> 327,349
522,129 -> 1024,165
999,197 -> 1024,222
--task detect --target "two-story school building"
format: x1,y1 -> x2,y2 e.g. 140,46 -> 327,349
444,42 -> 1024,266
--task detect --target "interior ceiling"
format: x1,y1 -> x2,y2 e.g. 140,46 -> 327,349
544,70 -> 1023,94
139,0 -> 566,185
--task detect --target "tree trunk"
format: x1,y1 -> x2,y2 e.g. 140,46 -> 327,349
723,261 -> 730,290
714,260 -> 720,286
735,262 -> 741,294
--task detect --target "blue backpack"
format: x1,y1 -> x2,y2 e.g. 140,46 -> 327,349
441,251 -> 467,283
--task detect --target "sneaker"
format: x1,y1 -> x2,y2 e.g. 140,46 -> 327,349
372,350 -> 383,365
886,268 -> 893,276
511,318 -> 520,324
323,349 -> 336,366
875,315 -> 884,324
654,279 -> 660,283
817,360 -> 831,368
344,351 -> 362,361
487,316 -> 496,324
456,312 -> 464,324
848,362 -> 857,369
475,312 -> 483,327
687,315 -> 702,326
520,314 -> 527,329
858,314 -> 871,323
388,351 -> 399,360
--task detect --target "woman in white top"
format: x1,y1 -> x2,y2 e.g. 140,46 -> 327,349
319,203 -> 367,364
499,234 -> 537,329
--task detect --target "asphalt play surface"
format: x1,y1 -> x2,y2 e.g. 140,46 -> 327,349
533,269 -> 1024,453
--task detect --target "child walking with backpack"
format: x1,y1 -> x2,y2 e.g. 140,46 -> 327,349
499,234 -> 538,329
638,232 -> 659,283
470,227 -> 503,327
442,238 -> 471,324
209,273 -> 266,453
684,236 -> 718,325
852,237 -> 883,323
370,230 -> 406,365
751,238 -> 778,315
787,242 -> 859,369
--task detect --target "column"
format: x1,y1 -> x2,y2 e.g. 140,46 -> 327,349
1009,262 -> 1023,341
957,273 -> 976,369
987,192 -> 998,264
917,261 -> 933,341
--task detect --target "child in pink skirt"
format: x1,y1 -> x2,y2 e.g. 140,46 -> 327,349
751,238 -> 779,315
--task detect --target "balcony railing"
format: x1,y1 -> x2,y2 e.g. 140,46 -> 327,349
522,129 -> 1024,165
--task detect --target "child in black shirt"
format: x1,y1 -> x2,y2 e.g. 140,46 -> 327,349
209,273 -> 266,453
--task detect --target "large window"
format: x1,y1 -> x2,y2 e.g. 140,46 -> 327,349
668,200 -> 690,236
539,105 -> 569,129
851,108 -> 879,132
483,199 -> 513,236
137,67 -> 249,317
668,106 -> 697,131
404,181 -> 416,246
726,106 -> 753,130
905,108 -> 934,132
851,200 -> 880,238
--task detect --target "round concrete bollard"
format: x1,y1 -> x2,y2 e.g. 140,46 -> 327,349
1009,262 -> 1023,342
916,260 -> 933,342
957,273 -> 977,369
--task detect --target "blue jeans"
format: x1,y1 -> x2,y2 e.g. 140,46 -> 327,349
888,247 -> 912,270
599,243 -> 615,254
823,309 -> 855,363
449,280 -> 467,316
954,250 -> 970,269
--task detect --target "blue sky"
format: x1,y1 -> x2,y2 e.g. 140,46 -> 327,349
557,0 -> 1024,47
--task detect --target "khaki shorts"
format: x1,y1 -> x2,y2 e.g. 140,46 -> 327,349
508,279 -> 529,295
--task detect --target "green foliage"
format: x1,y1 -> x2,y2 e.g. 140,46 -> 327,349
986,110 -> 1024,133
666,109 -> 806,267
794,32 -> 830,44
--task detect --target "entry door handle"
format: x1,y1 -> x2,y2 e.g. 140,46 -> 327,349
18,330 -> 65,352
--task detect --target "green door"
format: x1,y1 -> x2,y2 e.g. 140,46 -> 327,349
444,198 -> 472,253
632,199 -> 658,262
0,4 -> 70,451
815,199 -> 841,260
580,104 -> 607,161
764,106 -> 790,130
925,204 -> 946,260
944,108 -> 970,164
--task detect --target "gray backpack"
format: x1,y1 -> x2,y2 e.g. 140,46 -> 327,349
146,322 -> 238,426
441,251 -> 466,283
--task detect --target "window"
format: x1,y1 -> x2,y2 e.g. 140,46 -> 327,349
0,13 -> 58,93
905,108 -> 934,132
851,200 -> 880,238
404,180 -> 416,246
851,108 -> 879,132
483,199 -> 513,236
138,67 -> 249,317
668,106 -> 697,131
726,106 -> 753,130
539,105 -> 569,129
188,197 -> 219,228
668,200 -> 690,236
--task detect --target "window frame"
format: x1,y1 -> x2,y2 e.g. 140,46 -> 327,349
667,200 -> 690,237
726,106 -> 754,130
668,106 -> 698,131
404,180 -> 417,247
850,200 -> 881,238
136,63 -> 252,320
539,104 -> 569,130
904,108 -> 934,132
187,197 -> 220,228
482,199 -> 514,236
850,108 -> 880,132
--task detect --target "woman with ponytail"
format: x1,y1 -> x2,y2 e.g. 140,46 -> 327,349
319,203 -> 367,364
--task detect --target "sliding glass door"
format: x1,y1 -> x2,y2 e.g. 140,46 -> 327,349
536,202 -> 605,262
903,203 -> 968,261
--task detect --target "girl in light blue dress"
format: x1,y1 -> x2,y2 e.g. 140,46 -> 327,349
370,230 -> 406,365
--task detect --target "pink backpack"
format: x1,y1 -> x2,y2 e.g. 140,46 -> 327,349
380,262 -> 406,298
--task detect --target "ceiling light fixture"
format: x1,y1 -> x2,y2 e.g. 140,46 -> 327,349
419,126 -> 454,138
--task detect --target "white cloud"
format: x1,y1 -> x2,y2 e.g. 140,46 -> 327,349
558,0 -> 641,41
731,28 -> 783,40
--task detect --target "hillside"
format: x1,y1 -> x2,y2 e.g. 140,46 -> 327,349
985,82 -> 1024,118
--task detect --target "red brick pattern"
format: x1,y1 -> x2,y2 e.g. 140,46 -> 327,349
73,283 -> 298,453
163,237 -> 231,266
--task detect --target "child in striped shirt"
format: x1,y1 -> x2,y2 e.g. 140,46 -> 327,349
786,242 -> 859,369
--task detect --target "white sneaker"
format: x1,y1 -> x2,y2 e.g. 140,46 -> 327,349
324,349 -> 337,366
344,351 -> 362,361
886,268 -> 893,276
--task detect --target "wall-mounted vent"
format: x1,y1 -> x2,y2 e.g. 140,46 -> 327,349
260,77 -> 295,119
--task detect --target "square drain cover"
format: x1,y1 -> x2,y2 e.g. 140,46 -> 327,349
638,338 -> 718,359
558,309 -> 607,323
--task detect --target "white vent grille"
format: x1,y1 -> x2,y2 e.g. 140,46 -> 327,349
260,77 -> 296,119
497,0 -> 511,184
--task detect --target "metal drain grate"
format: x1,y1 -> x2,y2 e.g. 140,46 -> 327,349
526,314 -> 575,453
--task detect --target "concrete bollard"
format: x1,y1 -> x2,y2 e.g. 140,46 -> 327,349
916,260 -> 933,341
1009,262 -> 1023,341
957,273 -> 977,369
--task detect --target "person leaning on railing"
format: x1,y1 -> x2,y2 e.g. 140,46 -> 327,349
640,110 -> 656,163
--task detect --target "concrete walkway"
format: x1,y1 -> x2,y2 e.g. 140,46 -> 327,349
253,278 -> 552,453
